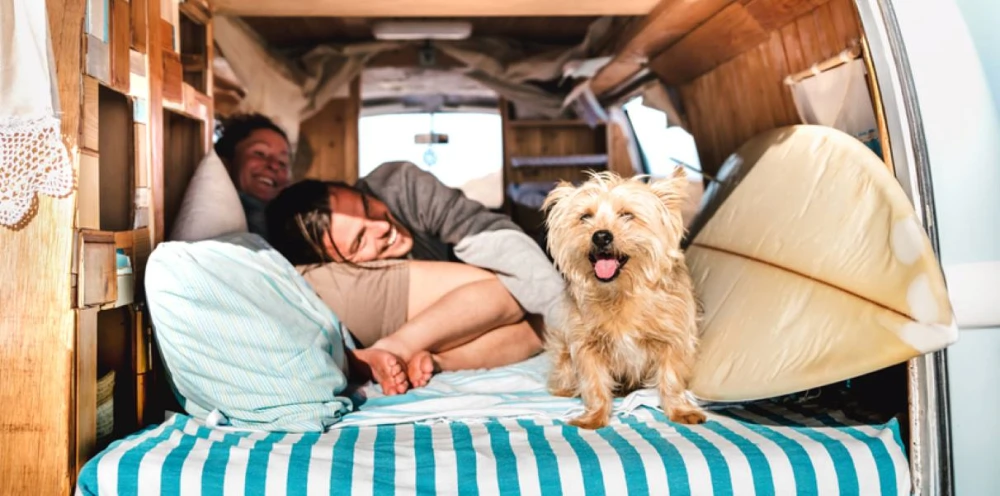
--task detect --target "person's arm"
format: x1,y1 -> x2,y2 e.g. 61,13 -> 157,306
358,160 -> 520,243
360,162 -> 568,330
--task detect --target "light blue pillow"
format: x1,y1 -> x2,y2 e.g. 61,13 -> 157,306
145,232 -> 354,431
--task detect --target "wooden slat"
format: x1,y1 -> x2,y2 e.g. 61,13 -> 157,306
743,0 -> 829,31
162,50 -> 183,104
211,0 -> 661,16
79,230 -> 118,308
1,2 -> 85,487
159,18 -> 175,53
78,150 -> 101,229
75,308 -> 99,478
131,0 -> 148,52
590,0 -> 732,96
648,3 -> 768,85
82,77 -> 100,152
297,77 -> 361,184
85,0 -> 109,41
149,0 -> 166,245
85,34 -> 111,84
828,0 -> 860,47
110,0 -> 132,91
134,123 -> 149,188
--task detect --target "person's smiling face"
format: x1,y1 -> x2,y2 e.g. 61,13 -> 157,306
322,186 -> 414,263
232,128 -> 290,202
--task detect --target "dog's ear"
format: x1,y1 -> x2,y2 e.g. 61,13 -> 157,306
649,166 -> 689,211
542,181 -> 576,213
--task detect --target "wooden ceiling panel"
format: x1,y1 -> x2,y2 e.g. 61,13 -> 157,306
588,0 -> 733,97
241,16 -> 614,48
647,0 -> 839,86
210,0 -> 660,17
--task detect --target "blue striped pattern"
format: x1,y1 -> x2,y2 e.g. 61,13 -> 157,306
77,404 -> 909,495
144,233 -> 354,432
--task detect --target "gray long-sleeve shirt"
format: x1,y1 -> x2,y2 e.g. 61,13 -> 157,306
357,161 -> 567,330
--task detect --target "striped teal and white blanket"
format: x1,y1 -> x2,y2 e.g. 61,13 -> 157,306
77,356 -> 910,495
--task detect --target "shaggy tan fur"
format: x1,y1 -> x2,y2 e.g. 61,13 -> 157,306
542,168 -> 706,429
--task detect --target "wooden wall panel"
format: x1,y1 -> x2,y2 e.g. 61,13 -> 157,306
648,0 -> 848,86
0,0 -> 85,493
131,0 -> 148,52
678,0 -> 860,174
110,0 -> 132,91
298,78 -> 361,183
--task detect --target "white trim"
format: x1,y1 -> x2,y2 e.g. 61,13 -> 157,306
944,261 -> 1000,329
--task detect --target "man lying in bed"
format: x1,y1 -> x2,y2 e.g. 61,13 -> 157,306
264,165 -> 568,396
215,114 -> 567,396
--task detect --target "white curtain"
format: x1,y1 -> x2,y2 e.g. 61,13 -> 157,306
786,58 -> 882,156
212,16 -> 620,147
0,0 -> 74,229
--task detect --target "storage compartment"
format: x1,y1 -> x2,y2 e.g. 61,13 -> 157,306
98,86 -> 135,232
179,9 -> 208,93
95,307 -> 136,450
162,109 -> 205,238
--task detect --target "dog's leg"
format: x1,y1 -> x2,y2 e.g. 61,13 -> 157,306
655,344 -> 706,425
568,345 -> 615,430
547,344 -> 577,398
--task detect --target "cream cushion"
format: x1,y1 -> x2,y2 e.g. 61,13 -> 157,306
686,125 -> 957,402
168,150 -> 248,241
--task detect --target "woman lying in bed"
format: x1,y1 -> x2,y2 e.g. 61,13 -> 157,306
216,114 -> 568,395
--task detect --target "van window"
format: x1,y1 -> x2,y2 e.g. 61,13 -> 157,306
359,112 -> 504,209
622,96 -> 703,182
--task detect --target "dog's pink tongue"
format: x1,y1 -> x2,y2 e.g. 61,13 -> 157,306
594,258 -> 620,279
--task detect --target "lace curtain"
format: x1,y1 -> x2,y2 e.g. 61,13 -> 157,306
0,0 -> 75,229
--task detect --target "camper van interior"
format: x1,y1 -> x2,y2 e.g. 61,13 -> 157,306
2,0 -> 969,494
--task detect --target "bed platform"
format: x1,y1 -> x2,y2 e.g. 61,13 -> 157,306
77,401 -> 907,495
78,354 -> 909,495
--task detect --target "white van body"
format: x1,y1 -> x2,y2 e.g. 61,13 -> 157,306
859,0 -> 1000,494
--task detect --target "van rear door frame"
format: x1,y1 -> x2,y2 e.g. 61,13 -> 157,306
854,1 -> 954,495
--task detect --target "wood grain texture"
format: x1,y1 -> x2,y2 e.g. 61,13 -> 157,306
131,0 -> 147,53
298,77 -> 361,183
649,3 -> 768,85
82,77 -> 100,152
677,0 -> 860,175
0,0 -> 85,492
75,309 -> 99,479
146,0 -> 165,247
211,0 -> 660,17
744,0 -> 829,30
590,0 -> 732,97
110,0 -> 132,91
647,0 -> 849,85
78,150 -> 101,230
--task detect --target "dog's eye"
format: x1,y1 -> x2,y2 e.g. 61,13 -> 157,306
619,212 -> 634,221
580,213 -> 592,222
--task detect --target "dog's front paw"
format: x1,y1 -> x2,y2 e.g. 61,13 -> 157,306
668,405 -> 707,425
569,411 -> 609,430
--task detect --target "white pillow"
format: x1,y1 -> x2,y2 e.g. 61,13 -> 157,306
169,150 -> 248,241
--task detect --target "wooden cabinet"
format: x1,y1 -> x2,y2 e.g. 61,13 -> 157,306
0,1 -> 213,492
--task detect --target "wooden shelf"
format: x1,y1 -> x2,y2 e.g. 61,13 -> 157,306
163,82 -> 212,122
509,119 -> 596,128
511,154 -> 608,169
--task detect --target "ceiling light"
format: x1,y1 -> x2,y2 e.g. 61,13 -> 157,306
372,20 -> 473,41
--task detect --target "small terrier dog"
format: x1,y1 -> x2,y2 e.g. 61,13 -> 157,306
542,168 -> 706,429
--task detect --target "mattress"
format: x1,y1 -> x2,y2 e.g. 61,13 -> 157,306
76,401 -> 908,495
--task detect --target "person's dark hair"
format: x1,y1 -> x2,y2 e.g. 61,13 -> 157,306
265,179 -> 358,266
214,113 -> 289,165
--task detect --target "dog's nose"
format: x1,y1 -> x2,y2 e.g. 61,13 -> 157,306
592,230 -> 614,248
